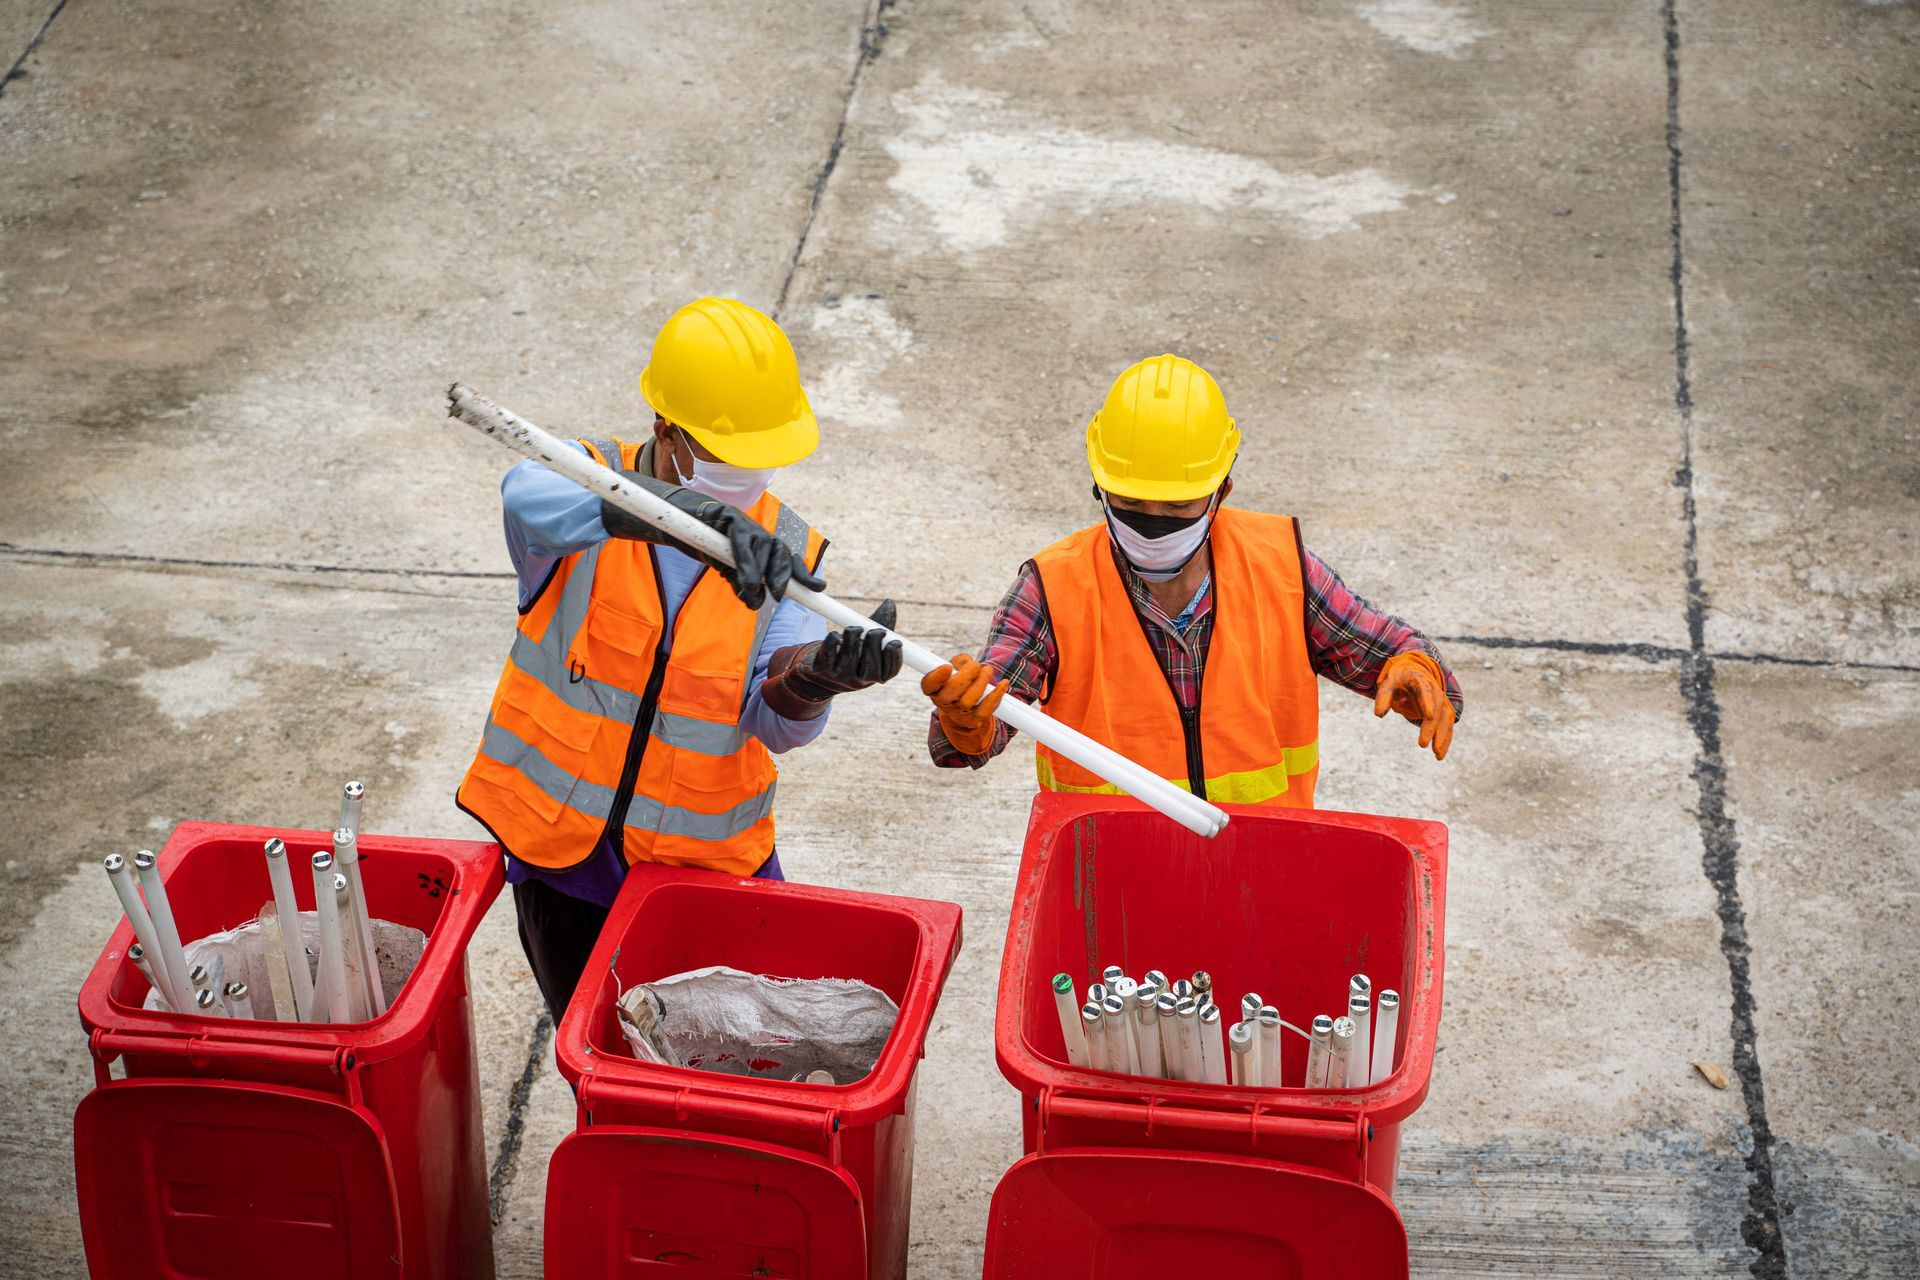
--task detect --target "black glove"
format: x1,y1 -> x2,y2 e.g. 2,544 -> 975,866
601,472 -> 824,610
760,601 -> 902,719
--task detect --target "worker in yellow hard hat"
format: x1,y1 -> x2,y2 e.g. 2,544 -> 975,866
459,297 -> 903,1021
921,354 -> 1461,806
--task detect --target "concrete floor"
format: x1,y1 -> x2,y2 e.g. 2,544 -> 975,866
2,0 -> 1914,1275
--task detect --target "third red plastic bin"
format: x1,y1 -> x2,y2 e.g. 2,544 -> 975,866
74,821 -> 504,1280
549,862 -> 963,1280
984,794 -> 1448,1276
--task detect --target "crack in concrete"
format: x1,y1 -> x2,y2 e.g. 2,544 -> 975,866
1,0 -> 66,97
1663,4 -> 1788,1275
772,0 -> 895,320
487,1008 -> 554,1225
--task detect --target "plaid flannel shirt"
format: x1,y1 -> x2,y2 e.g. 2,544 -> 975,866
928,537 -> 1464,767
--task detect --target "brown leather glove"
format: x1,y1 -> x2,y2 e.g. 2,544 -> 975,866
1373,651 -> 1456,761
921,654 -> 1008,755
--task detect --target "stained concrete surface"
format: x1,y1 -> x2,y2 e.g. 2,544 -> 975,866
2,0 -> 1915,1277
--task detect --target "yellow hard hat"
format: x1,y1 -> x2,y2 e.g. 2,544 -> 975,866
1086,354 -> 1239,502
638,297 -> 819,469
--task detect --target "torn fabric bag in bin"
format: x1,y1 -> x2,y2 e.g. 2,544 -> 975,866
616,965 -> 899,1085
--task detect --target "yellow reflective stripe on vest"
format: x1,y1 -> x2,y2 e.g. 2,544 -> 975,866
1035,740 -> 1319,804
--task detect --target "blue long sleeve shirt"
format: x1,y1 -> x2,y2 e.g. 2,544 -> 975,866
497,444 -> 828,904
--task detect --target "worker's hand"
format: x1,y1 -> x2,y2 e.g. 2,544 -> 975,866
761,602 -> 900,719
601,472 -> 824,610
787,601 -> 904,698
921,653 -> 1008,755
1373,651 -> 1456,761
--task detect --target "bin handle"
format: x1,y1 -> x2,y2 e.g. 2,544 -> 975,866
89,1028 -> 354,1080
1039,1090 -> 1370,1175
577,1074 -> 841,1160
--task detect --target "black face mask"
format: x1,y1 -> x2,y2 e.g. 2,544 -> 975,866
1092,484 -> 1209,538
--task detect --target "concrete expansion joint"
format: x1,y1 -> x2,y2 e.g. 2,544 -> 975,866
487,1008 -> 555,1224
0,0 -> 67,97
1664,4 -> 1787,1276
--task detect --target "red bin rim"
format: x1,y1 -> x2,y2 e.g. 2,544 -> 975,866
77,820 -> 506,1064
995,794 -> 1447,1129
555,862 -> 962,1131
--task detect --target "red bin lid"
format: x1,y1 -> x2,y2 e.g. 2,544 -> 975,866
74,1078 -> 401,1280
545,1125 -> 866,1279
983,1148 -> 1407,1279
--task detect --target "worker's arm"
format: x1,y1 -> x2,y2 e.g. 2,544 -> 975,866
1302,545 -> 1463,759
501,447 -> 608,610
926,562 -> 1057,769
739,596 -> 835,753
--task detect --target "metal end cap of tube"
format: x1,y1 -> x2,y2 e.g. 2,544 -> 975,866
1144,970 -> 1168,988
1112,977 -> 1138,1000
1241,993 -> 1263,1017
1229,1021 -> 1254,1047
333,873 -> 350,894
1081,1003 -> 1102,1023
1379,990 -> 1400,1011
1175,996 -> 1196,1017
1086,984 -> 1108,1007
194,988 -> 217,1010
1258,1008 -> 1279,1028
133,850 -> 157,870
311,851 -> 334,871
1101,965 -> 1124,983
225,981 -> 248,998
1350,993 -> 1371,1015
127,943 -> 145,960
188,964 -> 209,985
1200,1004 -> 1221,1026
1156,992 -> 1177,1016
344,780 -> 365,800
1052,973 -> 1074,994
1332,1016 -> 1356,1039
1192,970 -> 1212,991
1350,974 -> 1371,997
103,852 -> 125,873
333,825 -> 356,848
1312,1014 -> 1335,1036
1134,988 -> 1157,1012
264,838 -> 286,859
1101,995 -> 1125,1017
1170,979 -> 1193,999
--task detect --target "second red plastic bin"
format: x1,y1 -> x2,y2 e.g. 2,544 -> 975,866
74,821 -> 505,1280
548,862 -> 963,1280
984,794 -> 1448,1276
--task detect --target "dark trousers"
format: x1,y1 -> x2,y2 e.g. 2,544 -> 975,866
512,878 -> 611,1026
513,848 -> 787,1025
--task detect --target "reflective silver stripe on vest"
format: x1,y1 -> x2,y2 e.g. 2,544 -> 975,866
652,710 -> 746,756
624,779 -> 777,842
510,630 -> 642,723
478,719 -> 774,841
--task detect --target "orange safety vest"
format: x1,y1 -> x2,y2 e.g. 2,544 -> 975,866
1030,508 -> 1320,807
457,437 -> 827,876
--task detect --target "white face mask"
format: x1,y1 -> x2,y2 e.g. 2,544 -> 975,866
671,432 -> 776,510
1103,493 -> 1218,581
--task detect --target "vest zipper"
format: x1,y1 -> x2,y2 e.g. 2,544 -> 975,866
1123,575 -> 1209,803
600,547 -> 682,849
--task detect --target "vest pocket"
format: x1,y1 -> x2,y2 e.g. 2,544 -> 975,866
572,595 -> 663,677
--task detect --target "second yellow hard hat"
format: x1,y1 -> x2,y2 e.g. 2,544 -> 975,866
1086,354 -> 1239,502
639,297 -> 819,469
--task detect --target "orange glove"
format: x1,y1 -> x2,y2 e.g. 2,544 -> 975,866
1373,651 -> 1456,761
921,654 -> 1009,756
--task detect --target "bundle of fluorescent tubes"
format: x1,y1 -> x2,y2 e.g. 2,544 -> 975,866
1050,964 -> 1403,1089
103,779 -> 390,1023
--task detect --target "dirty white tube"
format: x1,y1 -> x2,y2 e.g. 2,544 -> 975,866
223,981 -> 254,1021
131,851 -> 191,1014
1229,1021 -> 1255,1085
1371,990 -> 1400,1084
1133,988 -> 1164,1078
1100,995 -> 1135,1075
1053,974 -> 1090,1067
264,840 -> 315,1021
1330,1016 -> 1356,1090
1101,964 -> 1125,986
310,852 -> 351,1022
106,855 -> 185,1011
1199,1003 -> 1228,1085
339,779 -> 365,840
1258,1006 -> 1283,1088
1082,1003 -> 1109,1073
1347,992 -> 1374,1089
1174,997 -> 1201,1082
194,988 -> 224,1017
127,944 -> 170,1012
1155,993 -> 1179,1080
256,902 -> 297,1022
1306,1014 -> 1334,1088
333,873 -> 368,1023
446,384 -> 1231,838
335,827 -> 386,1016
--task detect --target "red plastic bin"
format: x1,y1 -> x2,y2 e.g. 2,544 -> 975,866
985,795 -> 1446,1276
74,821 -> 505,1280
549,862 -> 963,1280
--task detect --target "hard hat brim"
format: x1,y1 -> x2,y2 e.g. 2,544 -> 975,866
1086,417 -> 1240,503
639,363 -> 820,469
